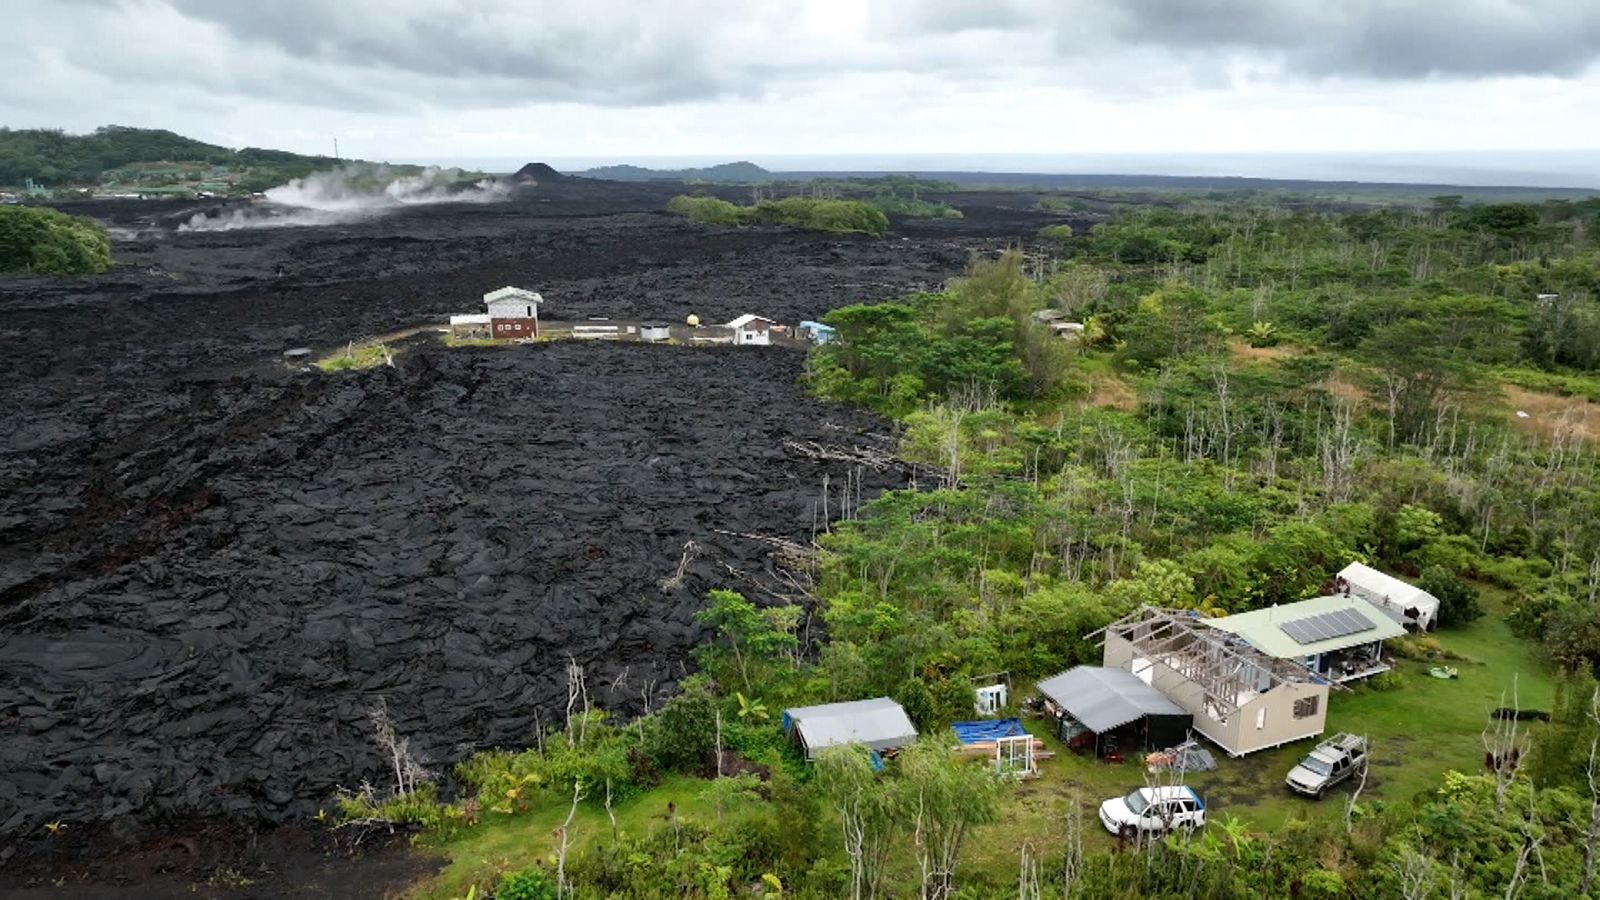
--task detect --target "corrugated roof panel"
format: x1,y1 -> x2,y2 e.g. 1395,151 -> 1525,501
1036,666 -> 1189,734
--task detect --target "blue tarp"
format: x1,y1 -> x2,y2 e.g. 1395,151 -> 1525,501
951,718 -> 1028,745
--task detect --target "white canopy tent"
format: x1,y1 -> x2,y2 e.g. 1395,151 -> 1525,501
1336,562 -> 1440,631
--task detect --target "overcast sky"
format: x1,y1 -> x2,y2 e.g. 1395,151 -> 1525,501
6,0 -> 1600,179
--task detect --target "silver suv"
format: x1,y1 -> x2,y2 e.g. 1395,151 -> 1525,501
1286,733 -> 1368,798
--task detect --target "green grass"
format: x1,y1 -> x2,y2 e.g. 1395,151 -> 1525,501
411,775 -> 720,899
1489,364 -> 1600,402
316,341 -> 393,372
964,607 -> 1555,881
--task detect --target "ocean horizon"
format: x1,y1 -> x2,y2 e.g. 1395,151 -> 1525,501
404,150 -> 1600,190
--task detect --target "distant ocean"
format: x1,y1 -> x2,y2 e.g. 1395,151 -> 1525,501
412,151 -> 1600,189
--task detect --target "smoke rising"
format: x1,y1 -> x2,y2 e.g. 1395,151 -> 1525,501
179,164 -> 511,231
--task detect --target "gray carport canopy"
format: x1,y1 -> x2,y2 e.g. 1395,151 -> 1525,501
1036,666 -> 1187,733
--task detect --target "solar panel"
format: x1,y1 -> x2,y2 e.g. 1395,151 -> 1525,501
1279,609 -> 1375,645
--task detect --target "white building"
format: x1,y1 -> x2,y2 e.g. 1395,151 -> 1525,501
1336,562 -> 1441,631
726,314 -> 775,346
483,286 -> 543,339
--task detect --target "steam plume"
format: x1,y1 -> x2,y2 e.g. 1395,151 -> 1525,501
179,164 -> 510,231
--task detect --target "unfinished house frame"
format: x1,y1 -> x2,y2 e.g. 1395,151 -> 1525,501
1095,607 -> 1332,757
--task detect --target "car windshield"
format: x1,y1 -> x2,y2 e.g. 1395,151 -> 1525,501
1124,790 -> 1150,814
1302,757 -> 1333,776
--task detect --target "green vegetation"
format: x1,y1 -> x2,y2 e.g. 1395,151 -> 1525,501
809,252 -> 1081,416
667,194 -> 889,236
316,341 -> 394,372
866,195 -> 962,219
0,205 -> 112,274
0,125 -> 400,195
777,176 -> 963,219
355,193 -> 1600,899
583,161 -> 773,183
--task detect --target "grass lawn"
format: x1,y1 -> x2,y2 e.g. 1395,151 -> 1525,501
409,775 -> 720,899
964,606 -> 1555,881
317,341 -> 394,372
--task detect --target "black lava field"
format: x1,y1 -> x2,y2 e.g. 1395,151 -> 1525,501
0,179 -> 1058,848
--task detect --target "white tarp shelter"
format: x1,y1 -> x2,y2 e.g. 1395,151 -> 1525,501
784,697 -> 918,760
1337,562 -> 1440,630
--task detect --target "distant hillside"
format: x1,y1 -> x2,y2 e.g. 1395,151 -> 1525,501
580,161 -> 772,183
770,169 -> 1600,201
0,125 -> 366,193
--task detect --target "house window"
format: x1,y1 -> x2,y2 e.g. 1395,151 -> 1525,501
1255,708 -> 1266,730
1294,696 -> 1320,719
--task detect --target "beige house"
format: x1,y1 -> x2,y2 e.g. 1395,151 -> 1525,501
1099,608 -> 1331,757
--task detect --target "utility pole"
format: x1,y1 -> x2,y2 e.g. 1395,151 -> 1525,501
333,138 -> 340,161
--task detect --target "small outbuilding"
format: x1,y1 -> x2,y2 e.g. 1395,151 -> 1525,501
726,314 -> 775,346
783,697 -> 918,761
450,314 -> 491,340
1036,665 -> 1192,759
483,286 -> 542,339
798,320 -> 838,344
1335,562 -> 1440,631
641,321 -> 671,342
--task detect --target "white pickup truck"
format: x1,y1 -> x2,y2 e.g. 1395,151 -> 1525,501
1286,732 -> 1369,798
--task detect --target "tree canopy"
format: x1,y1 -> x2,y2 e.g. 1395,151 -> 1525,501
0,205 -> 112,275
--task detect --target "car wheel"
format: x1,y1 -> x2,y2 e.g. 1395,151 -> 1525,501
1118,823 -> 1138,843
1314,787 -> 1326,800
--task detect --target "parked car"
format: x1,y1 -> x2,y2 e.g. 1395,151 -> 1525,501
1286,732 -> 1368,798
1098,785 -> 1206,837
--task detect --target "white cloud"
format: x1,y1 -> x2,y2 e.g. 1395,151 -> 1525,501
4,0 -> 1600,168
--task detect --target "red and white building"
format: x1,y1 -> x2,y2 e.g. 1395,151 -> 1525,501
484,286 -> 542,339
726,313 -> 775,346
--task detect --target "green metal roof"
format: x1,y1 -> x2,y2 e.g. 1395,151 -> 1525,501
1207,595 -> 1407,658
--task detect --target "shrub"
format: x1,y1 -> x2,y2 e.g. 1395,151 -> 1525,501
750,197 -> 888,236
1418,565 -> 1482,627
1298,868 -> 1346,900
644,677 -> 719,773
667,195 -> 744,226
892,676 -> 939,730
495,866 -> 558,900
667,195 -> 888,236
1245,321 -> 1280,348
1365,669 -> 1404,692
0,205 -> 112,274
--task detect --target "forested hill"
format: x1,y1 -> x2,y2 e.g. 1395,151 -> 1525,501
0,125 -> 347,190
579,161 -> 772,183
